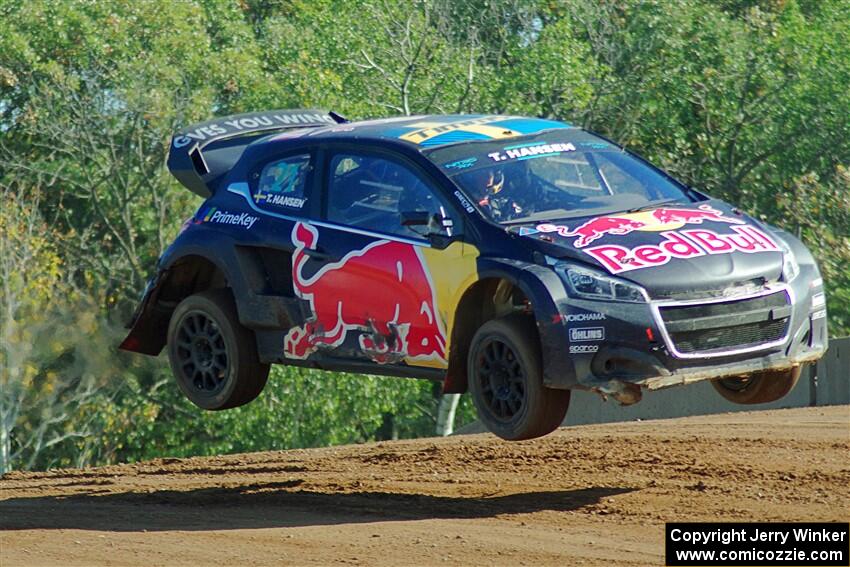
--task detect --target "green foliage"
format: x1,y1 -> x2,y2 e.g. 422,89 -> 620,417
23,362 -> 479,468
776,166 -> 850,334
0,190 -> 124,473
85,366 -> 476,464
1,0 -> 847,472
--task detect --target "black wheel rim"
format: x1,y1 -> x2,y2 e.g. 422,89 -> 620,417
175,311 -> 229,395
476,338 -> 525,421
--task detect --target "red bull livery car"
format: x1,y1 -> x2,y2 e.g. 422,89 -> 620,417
120,110 -> 828,440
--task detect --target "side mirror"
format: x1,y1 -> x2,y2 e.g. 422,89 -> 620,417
400,211 -> 457,249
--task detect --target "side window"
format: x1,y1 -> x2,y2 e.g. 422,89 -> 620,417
252,154 -> 311,212
326,153 -> 452,239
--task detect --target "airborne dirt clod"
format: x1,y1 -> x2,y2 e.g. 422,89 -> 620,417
1,406 -> 848,566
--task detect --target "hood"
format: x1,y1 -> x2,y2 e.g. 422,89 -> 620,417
513,200 -> 784,296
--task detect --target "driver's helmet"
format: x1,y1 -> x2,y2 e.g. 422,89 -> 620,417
471,167 -> 505,204
471,166 -> 525,220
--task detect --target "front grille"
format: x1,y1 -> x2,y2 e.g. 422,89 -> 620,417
659,290 -> 791,355
670,318 -> 788,354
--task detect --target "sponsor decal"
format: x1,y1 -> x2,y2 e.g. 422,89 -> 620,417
566,312 -> 606,322
585,225 -> 780,274
173,112 -> 335,148
453,190 -> 476,214
284,222 -> 447,365
538,204 -> 744,248
399,116 -> 520,145
488,141 -> 576,162
569,327 -> 605,342
570,344 -> 599,354
577,141 -> 610,149
200,207 -> 258,229
528,204 -> 778,274
443,157 -> 478,170
812,309 -> 827,321
255,193 -> 306,208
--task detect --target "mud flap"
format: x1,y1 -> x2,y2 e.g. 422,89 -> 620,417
118,274 -> 169,356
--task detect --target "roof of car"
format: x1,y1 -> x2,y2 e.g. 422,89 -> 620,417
264,114 -> 574,149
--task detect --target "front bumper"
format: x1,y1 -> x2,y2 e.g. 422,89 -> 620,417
540,267 -> 828,394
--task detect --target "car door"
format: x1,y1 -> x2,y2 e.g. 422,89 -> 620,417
283,149 -> 478,370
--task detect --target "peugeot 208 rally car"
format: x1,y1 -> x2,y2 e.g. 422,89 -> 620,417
120,110 -> 828,440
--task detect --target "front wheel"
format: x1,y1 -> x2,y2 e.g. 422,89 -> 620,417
468,315 -> 570,441
711,366 -> 803,405
167,289 -> 270,410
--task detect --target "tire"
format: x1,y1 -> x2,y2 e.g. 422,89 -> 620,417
468,315 -> 571,441
711,366 -> 803,405
167,289 -> 270,410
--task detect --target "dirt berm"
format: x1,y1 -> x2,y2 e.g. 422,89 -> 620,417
1,405 -> 848,566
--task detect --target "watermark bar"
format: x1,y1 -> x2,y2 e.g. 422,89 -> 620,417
666,522 -> 849,566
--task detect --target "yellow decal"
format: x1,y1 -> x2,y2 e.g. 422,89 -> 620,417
399,117 -> 522,145
412,241 -> 481,368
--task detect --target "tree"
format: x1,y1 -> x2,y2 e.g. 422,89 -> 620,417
777,166 -> 850,334
0,186 -> 113,472
0,73 -> 194,298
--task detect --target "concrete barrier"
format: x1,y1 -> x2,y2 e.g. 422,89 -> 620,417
812,338 -> 849,406
456,336 -> 850,434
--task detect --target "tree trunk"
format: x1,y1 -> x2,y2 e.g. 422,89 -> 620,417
435,393 -> 460,436
0,423 -> 11,474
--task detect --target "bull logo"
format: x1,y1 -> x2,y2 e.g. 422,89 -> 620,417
651,204 -> 743,226
284,222 -> 447,365
559,217 -> 647,248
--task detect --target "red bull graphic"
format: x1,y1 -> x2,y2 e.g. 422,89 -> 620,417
584,225 -> 781,274
650,205 -> 743,226
540,216 -> 646,248
284,222 -> 447,364
538,205 -> 743,248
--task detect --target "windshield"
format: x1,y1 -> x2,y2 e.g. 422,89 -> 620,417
426,130 -> 697,224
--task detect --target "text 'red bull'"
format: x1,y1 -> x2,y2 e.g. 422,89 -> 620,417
284,222 -> 447,364
584,225 -> 780,274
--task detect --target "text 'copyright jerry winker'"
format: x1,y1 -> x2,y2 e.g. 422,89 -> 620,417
665,522 -> 849,566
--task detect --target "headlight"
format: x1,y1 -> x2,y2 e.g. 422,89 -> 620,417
556,263 -> 648,303
777,238 -> 799,282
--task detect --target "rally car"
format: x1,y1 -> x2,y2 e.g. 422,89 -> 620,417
120,110 -> 828,440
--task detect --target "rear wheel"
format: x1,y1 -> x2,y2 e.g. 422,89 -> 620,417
711,366 -> 802,405
167,289 -> 269,410
468,315 -> 570,440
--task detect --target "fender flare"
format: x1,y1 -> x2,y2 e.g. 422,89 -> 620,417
161,230 -> 304,331
120,229 -> 302,356
158,230 -> 245,310
446,257 -> 576,392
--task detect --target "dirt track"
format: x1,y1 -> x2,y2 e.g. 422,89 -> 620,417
1,406 -> 848,566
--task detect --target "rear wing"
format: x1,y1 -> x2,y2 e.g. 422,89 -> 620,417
167,109 -> 343,198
